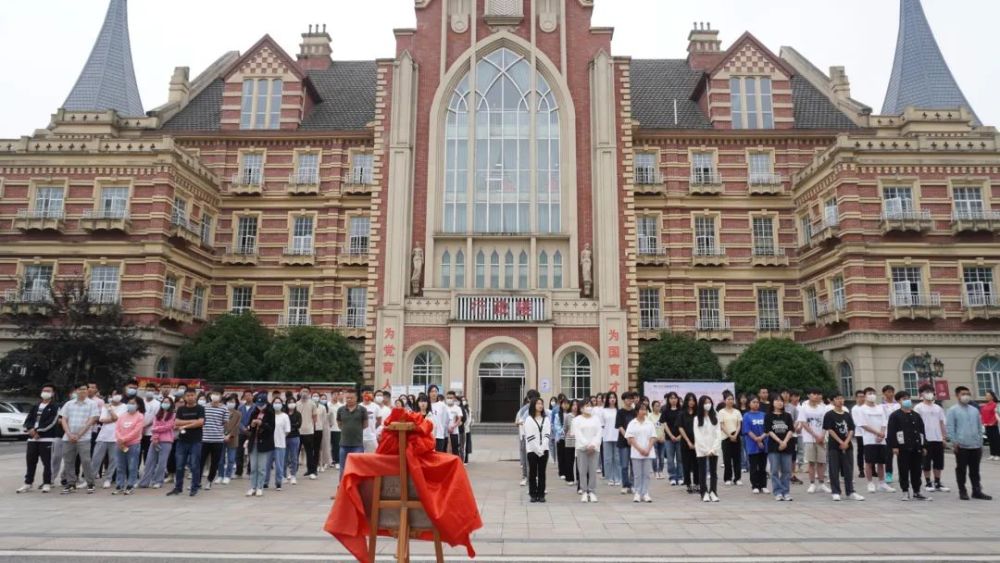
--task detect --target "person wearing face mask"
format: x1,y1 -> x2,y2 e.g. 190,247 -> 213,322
167,388 -> 205,497
429,386 -> 449,454
330,391 -> 345,470
282,397 -> 302,485
92,390 -> 127,490
460,396 -> 473,464
886,391 -> 929,501
236,390 -> 255,479
857,387 -> 895,494
445,391 -> 464,457
138,397 -> 175,489
373,390 -> 391,442
268,398 -> 291,491
17,384 -> 60,494
981,390 -> 1000,461
914,384 -> 950,493
361,392 -> 380,453
112,396 -> 146,495
946,386 -> 993,501
59,383 -> 100,494
140,384 -> 161,472
222,394 -> 242,485
202,390 -> 228,489
246,393 -> 275,497
573,399 -> 602,502
318,394 -> 333,471
693,396 -> 721,502
297,386 -> 319,480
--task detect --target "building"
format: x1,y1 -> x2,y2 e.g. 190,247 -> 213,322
1,0 -> 998,421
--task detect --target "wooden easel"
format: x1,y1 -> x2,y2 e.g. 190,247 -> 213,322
366,422 -> 444,563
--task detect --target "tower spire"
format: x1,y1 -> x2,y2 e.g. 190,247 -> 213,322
63,0 -> 144,117
881,0 -> 978,124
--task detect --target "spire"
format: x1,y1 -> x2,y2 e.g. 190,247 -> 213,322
881,0 -> 978,124
63,0 -> 144,117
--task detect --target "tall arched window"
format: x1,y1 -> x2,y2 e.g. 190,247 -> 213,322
490,250 -> 500,288
518,251 -> 528,289
976,355 -> 1000,398
475,250 -> 485,288
504,250 -> 515,288
838,361 -> 854,397
455,249 -> 465,288
441,251 -> 451,288
552,250 -> 563,289
155,357 -> 170,378
538,251 -> 548,289
901,356 -> 921,396
412,350 -> 444,390
560,351 -> 591,400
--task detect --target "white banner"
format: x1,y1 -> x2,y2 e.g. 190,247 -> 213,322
643,381 -> 735,402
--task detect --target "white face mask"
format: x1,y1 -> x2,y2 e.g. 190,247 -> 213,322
374,396 -> 384,405
273,402 -> 283,410
227,402 -> 237,409
111,395 -> 122,403
960,394 -> 972,404
923,392 -> 935,401
287,403 -> 297,411
702,403 -> 712,411
866,394 -> 877,403
311,395 -> 319,401
583,406 -> 593,415
40,391 -> 52,400
446,398 -> 455,407
197,399 -> 207,407
210,394 -> 221,403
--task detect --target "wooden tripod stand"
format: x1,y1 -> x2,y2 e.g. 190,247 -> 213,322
365,422 -> 444,563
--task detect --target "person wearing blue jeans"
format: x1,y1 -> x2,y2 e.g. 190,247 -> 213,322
167,389 -> 205,497
115,443 -> 141,493
335,392 -> 367,485
764,396 -> 796,501
614,392 -> 637,492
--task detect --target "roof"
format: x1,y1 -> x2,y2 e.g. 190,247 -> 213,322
881,0 -> 979,124
63,0 -> 144,117
161,61 -> 376,132
791,75 -> 859,129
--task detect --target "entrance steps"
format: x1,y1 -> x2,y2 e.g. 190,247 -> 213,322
471,422 -> 518,435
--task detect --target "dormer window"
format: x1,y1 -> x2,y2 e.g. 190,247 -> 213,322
240,78 -> 283,130
730,77 -> 773,129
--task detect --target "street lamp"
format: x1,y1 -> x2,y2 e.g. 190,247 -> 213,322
913,351 -> 945,399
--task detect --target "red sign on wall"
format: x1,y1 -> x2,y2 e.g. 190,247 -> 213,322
920,379 -> 950,400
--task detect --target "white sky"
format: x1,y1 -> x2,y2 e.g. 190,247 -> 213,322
0,0 -> 995,137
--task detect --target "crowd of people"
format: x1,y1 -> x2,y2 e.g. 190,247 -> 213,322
516,384 -> 998,504
14,380 -> 472,498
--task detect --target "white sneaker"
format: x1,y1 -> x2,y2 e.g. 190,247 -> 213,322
41,485 -> 51,493
520,478 -> 527,486
103,480 -> 111,489
783,494 -> 793,502
308,474 -> 317,480
222,477 -> 231,485
254,489 -> 264,497
724,480 -> 732,486
867,482 -> 877,493
291,477 -> 298,485
936,484 -> 951,492
204,482 -> 212,491
879,483 -> 896,493
589,493 -> 598,503
807,483 -> 817,494
820,483 -> 832,493
900,491 -> 912,501
735,480 -> 742,486
566,480 -> 576,486
761,488 -> 770,494
832,494 -> 841,501
152,484 -> 161,489
643,494 -> 652,503
15,485 -> 31,494
752,488 -> 760,494
775,495 -> 784,501
702,493 -> 711,502
849,492 -> 866,501
709,492 -> 719,502
632,493 -> 641,503
246,489 -> 254,497
334,464 -> 340,469
621,487 -> 629,495
581,493 -> 589,503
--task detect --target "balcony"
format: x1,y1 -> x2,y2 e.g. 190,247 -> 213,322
277,313 -> 312,328
220,246 -> 259,265
633,167 -> 665,195
339,244 -> 370,266
880,209 -> 933,234
287,172 -> 320,195
751,246 -> 789,267
963,293 -> 1000,321
695,317 -> 733,341
816,300 -> 847,326
889,292 -> 943,320
87,290 -> 121,311
230,171 -> 263,195
168,217 -> 201,245
747,173 -> 783,195
1,288 -> 53,315
811,216 -> 840,243
691,245 -> 728,267
337,309 -> 367,338
756,316 -> 793,337
951,210 -> 1000,234
636,245 -> 668,265
342,169 -> 375,195
80,209 -> 130,233
688,171 -> 723,195
162,298 -> 193,323
638,317 -> 669,339
14,209 -> 65,232
454,295 -> 548,323
279,246 -> 316,266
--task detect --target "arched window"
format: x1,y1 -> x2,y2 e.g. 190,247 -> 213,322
504,250 -> 515,289
518,250 -> 528,289
560,351 -> 591,400
552,250 -> 563,289
901,356 -> 921,396
441,251 -> 451,288
155,357 -> 170,378
838,361 -> 854,397
475,250 -> 485,288
538,251 -> 548,289
412,350 -> 444,390
455,249 -> 466,288
490,250 -> 500,288
976,356 -> 1000,398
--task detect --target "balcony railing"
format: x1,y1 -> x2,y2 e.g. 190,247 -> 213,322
3,287 -> 52,305
748,173 -> 782,186
280,245 -> 316,265
880,209 -> 933,233
811,216 -> 840,241
965,292 -> 1000,309
287,172 -> 320,195
231,171 -> 263,187
277,313 -> 312,327
284,244 -> 314,256
639,316 -> 669,337
634,167 -> 661,185
220,245 -> 259,265
81,208 -> 131,232
696,317 -> 731,331
952,209 -> 1000,233
162,297 -> 193,322
14,208 -> 65,231
454,295 -> 548,323
169,216 -> 201,243
337,309 -> 367,334
17,208 -> 64,220
89,290 -> 120,305
694,245 -> 726,257
342,168 -> 374,193
82,209 -> 129,220
751,246 -> 789,266
890,292 -> 941,308
690,171 -> 722,185
757,316 -> 792,332
692,244 -> 727,266
636,244 -> 668,264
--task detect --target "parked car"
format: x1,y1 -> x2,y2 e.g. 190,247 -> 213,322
0,402 -> 28,439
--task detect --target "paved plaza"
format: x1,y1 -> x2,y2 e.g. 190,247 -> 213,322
1,437 -> 1000,562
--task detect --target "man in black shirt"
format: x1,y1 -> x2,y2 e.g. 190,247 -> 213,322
887,391 -> 928,501
615,391 -> 637,494
823,391 -> 862,501
168,388 -> 205,497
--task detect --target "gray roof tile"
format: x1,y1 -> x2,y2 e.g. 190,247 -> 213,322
791,75 -> 858,130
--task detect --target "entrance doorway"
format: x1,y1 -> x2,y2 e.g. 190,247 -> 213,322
477,348 -> 526,423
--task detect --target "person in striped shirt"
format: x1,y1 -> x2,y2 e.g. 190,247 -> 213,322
201,390 -> 229,490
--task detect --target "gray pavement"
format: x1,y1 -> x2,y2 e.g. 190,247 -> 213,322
1,436 -> 999,561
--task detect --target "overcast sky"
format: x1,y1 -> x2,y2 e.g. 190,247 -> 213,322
0,0 -> 994,137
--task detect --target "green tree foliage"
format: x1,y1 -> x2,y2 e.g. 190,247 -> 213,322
264,326 -> 363,384
637,332 -> 723,384
175,313 -> 271,381
726,338 -> 836,394
0,279 -> 149,394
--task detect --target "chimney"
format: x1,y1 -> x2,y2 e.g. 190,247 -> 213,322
829,66 -> 851,100
686,22 -> 723,71
297,23 -> 333,71
168,66 -> 190,104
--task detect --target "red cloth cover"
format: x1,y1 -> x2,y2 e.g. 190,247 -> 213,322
324,408 -> 482,560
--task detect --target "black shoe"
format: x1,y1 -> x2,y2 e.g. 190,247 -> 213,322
189,489 -> 199,497
166,489 -> 182,496
86,486 -> 95,494
912,493 -> 929,501
972,491 -> 993,501
60,485 -> 76,495
959,490 -> 970,500
538,496 -> 546,503
529,496 -> 537,503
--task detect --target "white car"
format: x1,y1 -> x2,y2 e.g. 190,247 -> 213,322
0,402 -> 28,439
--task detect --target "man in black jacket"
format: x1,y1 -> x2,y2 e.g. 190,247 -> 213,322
887,391 -> 928,501
17,384 -> 60,493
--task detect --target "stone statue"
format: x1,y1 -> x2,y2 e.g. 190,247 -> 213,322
581,243 -> 593,297
410,246 -> 424,296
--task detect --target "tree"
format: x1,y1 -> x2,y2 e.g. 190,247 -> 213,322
0,279 -> 150,394
175,312 -> 271,381
637,332 -> 723,384
264,326 -> 363,384
726,338 -> 836,395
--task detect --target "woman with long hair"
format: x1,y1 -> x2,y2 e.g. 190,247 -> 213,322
719,393 -> 743,486
138,396 -> 174,489
625,402 -> 657,503
112,396 -> 146,495
573,398 -> 602,502
651,400 -> 666,479
556,398 -> 573,482
660,392 -> 683,485
694,395 -> 721,502
677,392 -> 700,494
246,393 -> 275,497
765,395 -> 796,501
982,390 -> 1000,460
222,394 -> 241,484
601,392 -> 620,487
525,398 -> 551,502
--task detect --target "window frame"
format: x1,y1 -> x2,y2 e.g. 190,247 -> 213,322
240,78 -> 283,130
729,76 -> 774,129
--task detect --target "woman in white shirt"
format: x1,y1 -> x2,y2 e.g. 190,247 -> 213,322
524,398 -> 551,503
271,399 -> 291,492
625,402 -> 657,503
573,400 -> 603,503
92,391 -> 127,490
417,395 -> 436,436
600,393 -> 620,487
694,395 -> 722,502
